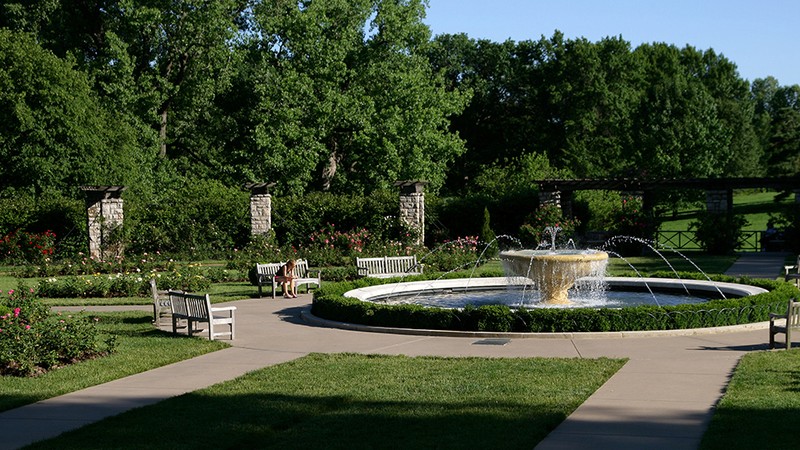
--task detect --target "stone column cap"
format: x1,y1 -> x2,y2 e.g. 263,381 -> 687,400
244,182 -> 276,195
394,180 -> 428,194
79,185 -> 126,200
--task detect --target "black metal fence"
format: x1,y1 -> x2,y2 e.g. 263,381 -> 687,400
655,230 -> 772,252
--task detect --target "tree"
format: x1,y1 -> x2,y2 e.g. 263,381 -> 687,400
766,108 -> 800,176
0,29 -> 141,194
228,0 -> 467,195
630,43 -> 731,179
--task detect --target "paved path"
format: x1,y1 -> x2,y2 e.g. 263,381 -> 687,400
0,252 -> 790,450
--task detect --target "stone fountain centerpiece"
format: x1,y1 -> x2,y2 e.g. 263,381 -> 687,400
500,227 -> 608,305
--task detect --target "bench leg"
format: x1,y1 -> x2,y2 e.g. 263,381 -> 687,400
258,283 -> 263,298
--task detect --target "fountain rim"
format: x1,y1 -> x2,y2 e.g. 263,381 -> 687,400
500,249 -> 609,260
344,276 -> 768,303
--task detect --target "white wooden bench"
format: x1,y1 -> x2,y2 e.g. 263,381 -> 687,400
355,255 -> 423,278
150,278 -> 175,325
784,255 -> 800,276
255,259 -> 322,298
168,291 -> 236,340
769,299 -> 800,349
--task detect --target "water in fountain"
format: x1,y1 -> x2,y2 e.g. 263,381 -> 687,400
357,230 -> 740,311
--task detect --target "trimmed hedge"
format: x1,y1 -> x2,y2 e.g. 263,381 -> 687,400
311,273 -> 799,333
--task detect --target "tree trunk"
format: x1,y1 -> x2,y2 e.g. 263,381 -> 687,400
159,106 -> 168,158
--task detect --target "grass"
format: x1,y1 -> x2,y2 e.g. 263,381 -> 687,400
0,311 -> 227,412
699,349 -> 800,450
605,252 -> 737,276
25,353 -> 626,450
659,190 -> 793,232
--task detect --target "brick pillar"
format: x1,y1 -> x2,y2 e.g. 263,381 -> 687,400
705,189 -> 733,214
395,180 -> 427,246
80,186 -> 126,261
245,183 -> 276,237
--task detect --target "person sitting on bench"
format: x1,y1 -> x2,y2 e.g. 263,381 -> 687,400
276,259 -> 297,298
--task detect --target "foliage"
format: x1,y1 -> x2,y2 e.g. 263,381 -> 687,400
0,230 -> 56,264
125,178 -> 250,258
35,266 -> 212,299
608,195 -> 658,239
0,311 -> 227,412
518,204 -> 580,248
227,0 -> 467,194
690,212 -> 750,255
478,208 -> 498,257
0,29 -> 142,194
0,192 -> 86,260
312,275 -> 795,333
0,286 -> 114,377
772,203 -> 800,253
421,236 -> 482,272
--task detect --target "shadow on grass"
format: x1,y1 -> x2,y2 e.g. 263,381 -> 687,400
701,406 -> 800,449
25,391 -> 569,450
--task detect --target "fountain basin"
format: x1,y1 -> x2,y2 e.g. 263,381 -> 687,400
500,249 -> 609,304
345,277 -> 768,308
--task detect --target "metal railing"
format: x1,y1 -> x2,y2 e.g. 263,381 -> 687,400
655,230 -> 770,252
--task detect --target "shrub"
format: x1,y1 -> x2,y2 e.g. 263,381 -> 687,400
421,236 -> 481,272
0,230 -> 56,264
479,207 -> 499,258
690,212 -> 749,255
0,286 -> 114,376
518,204 -> 580,248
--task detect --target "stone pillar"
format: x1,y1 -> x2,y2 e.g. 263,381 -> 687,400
80,186 -> 126,261
395,180 -> 427,246
705,189 -> 733,214
245,182 -> 276,237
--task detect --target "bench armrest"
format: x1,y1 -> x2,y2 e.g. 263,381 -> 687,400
357,266 -> 369,276
211,306 -> 237,311
769,312 -> 787,322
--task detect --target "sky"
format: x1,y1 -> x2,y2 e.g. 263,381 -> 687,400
423,0 -> 800,87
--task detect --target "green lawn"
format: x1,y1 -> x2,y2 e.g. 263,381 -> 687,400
659,190 -> 793,232
700,349 -> 800,450
25,353 -> 626,450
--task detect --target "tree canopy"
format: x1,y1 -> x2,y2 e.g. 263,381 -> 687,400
0,0 -> 797,201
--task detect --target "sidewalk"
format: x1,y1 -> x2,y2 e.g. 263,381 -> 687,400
0,253 -> 789,450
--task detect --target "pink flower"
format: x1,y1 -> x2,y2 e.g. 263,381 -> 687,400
13,307 -> 20,317
25,325 -> 31,330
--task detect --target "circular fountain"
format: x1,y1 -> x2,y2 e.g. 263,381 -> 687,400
500,249 -> 608,305
310,230 -> 780,334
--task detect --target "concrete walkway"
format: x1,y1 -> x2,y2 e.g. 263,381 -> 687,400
0,252 -> 790,450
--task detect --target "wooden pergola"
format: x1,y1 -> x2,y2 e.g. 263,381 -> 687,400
534,176 -> 800,216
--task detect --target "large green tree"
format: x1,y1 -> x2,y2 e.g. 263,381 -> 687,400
226,0 -> 467,195
0,29 -> 142,194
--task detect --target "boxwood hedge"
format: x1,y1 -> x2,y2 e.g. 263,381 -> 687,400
310,273 -> 799,333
